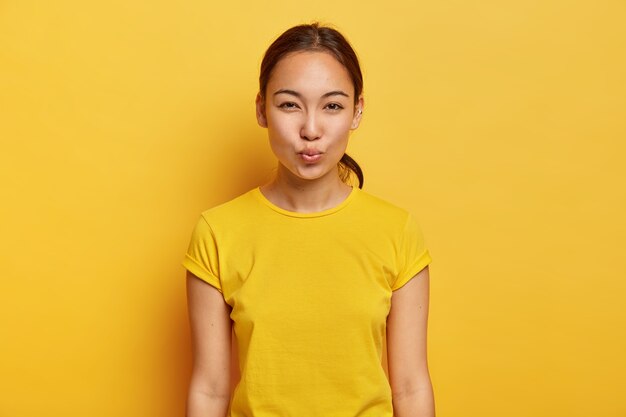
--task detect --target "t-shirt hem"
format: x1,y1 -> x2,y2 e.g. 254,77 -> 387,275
183,255 -> 223,293
391,250 -> 432,291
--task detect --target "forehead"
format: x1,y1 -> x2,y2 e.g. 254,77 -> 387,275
267,51 -> 353,96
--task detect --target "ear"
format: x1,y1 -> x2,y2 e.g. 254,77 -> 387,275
256,92 -> 267,128
350,95 -> 365,130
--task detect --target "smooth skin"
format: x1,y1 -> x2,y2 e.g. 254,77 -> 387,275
186,51 -> 434,417
256,50 -> 364,212
186,272 -> 232,417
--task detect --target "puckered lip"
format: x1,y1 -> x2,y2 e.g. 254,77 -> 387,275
299,148 -> 323,156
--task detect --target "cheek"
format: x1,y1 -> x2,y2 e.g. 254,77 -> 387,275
327,117 -> 354,141
266,110 -> 354,147
267,111 -> 298,137
267,124 -> 295,151
266,116 -> 298,157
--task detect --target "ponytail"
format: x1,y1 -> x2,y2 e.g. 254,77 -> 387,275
339,153 -> 364,189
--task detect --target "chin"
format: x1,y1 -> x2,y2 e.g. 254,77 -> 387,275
294,168 -> 335,182
278,160 -> 337,183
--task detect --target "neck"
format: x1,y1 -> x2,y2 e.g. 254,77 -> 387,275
260,165 -> 353,213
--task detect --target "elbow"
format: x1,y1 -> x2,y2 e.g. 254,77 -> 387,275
392,383 -> 433,402
390,368 -> 433,400
188,368 -> 231,401
189,386 -> 231,400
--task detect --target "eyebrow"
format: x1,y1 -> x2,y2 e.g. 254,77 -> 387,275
273,89 -> 350,99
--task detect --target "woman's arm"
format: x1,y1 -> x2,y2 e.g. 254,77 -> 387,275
186,271 -> 232,417
387,266 -> 435,417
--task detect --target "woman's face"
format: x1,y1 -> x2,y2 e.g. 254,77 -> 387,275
256,51 -> 363,185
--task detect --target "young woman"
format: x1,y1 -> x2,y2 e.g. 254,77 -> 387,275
184,23 -> 434,417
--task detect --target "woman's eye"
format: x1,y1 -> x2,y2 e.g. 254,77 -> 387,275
325,103 -> 344,111
279,102 -> 299,110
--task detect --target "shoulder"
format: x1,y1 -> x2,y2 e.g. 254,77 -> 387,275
353,188 -> 413,225
199,188 -> 259,224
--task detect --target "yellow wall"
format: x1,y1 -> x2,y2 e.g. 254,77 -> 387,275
1,1 -> 625,416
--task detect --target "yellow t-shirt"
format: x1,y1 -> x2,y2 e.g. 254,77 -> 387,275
183,186 -> 432,417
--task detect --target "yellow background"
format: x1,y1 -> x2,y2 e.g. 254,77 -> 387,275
1,1 -> 625,416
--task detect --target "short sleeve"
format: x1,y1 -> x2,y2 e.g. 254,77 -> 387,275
391,213 -> 432,291
182,215 -> 223,293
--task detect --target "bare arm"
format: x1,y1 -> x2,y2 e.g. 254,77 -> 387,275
186,271 -> 232,417
387,266 -> 435,417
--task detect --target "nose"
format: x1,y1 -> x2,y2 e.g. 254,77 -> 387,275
300,111 -> 321,141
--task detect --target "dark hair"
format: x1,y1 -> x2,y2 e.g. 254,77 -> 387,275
259,22 -> 364,189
